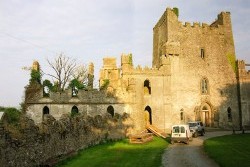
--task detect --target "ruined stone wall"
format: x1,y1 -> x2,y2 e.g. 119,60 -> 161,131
0,113 -> 133,167
25,85 -> 130,124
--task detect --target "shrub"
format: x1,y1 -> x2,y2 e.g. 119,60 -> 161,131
0,107 -> 21,125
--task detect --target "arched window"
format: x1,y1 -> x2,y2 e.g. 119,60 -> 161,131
43,106 -> 49,115
72,87 -> 78,97
201,78 -> 209,94
107,105 -> 114,117
71,106 -> 79,116
43,86 -> 50,97
227,107 -> 232,122
180,112 -> 184,120
144,80 -> 151,95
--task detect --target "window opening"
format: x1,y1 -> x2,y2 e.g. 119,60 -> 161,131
43,86 -> 50,97
71,106 -> 79,117
201,78 -> 209,94
201,48 -> 205,59
72,87 -> 78,97
180,112 -> 184,120
144,80 -> 151,95
107,105 -> 114,117
227,107 -> 232,122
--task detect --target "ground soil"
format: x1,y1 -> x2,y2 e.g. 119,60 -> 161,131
161,131 -> 233,167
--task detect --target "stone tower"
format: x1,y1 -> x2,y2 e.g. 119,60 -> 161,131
88,62 -> 94,90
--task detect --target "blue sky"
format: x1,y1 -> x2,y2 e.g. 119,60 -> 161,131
0,0 -> 249,107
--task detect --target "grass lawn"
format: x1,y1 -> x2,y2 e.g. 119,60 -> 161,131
56,137 -> 168,167
204,133 -> 250,167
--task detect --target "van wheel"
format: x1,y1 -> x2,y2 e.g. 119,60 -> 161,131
193,132 -> 198,138
201,131 -> 204,136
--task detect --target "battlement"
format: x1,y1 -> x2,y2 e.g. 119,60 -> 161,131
210,11 -> 231,27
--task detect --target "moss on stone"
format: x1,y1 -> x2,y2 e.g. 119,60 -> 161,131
173,7 -> 179,17
227,53 -> 236,73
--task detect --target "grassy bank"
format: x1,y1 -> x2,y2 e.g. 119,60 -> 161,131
56,137 -> 168,167
204,133 -> 250,167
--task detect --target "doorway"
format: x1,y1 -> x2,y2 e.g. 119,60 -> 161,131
200,104 -> 211,127
145,106 -> 152,125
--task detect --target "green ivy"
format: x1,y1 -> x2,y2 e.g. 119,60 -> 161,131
0,106 -> 21,125
227,53 -> 236,73
173,7 -> 179,17
69,79 -> 86,90
30,69 -> 41,84
100,79 -> 110,90
128,54 -> 133,66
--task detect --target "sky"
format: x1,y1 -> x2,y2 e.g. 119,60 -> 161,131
0,0 -> 249,107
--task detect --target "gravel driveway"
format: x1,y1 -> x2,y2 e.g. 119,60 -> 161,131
161,131 -> 232,167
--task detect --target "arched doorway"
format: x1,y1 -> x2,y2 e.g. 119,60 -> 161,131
200,104 -> 212,127
107,105 -> 114,117
42,106 -> 49,121
144,106 -> 152,125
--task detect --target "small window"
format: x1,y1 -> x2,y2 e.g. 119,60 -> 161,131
144,80 -> 151,95
201,48 -> 205,59
180,126 -> 185,133
180,112 -> 184,120
43,106 -> 49,115
227,107 -> 232,122
43,86 -> 50,97
107,105 -> 114,117
71,106 -> 79,116
72,87 -> 78,97
201,78 -> 209,94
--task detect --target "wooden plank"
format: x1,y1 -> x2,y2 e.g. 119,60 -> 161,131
146,125 -> 168,138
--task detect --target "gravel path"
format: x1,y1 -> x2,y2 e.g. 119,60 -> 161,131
161,131 -> 232,167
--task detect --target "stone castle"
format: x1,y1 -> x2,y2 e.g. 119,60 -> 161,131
26,8 -> 250,133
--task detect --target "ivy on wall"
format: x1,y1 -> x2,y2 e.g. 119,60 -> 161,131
128,54 -> 133,66
227,53 -> 236,73
30,69 -> 41,84
173,7 -> 179,17
100,79 -> 110,90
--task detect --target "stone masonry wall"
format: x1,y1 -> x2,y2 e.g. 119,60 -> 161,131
0,113 -> 133,167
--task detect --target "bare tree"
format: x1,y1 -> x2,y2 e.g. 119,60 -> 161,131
45,53 -> 81,91
73,64 -> 88,85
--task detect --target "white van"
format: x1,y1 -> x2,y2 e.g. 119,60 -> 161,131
170,124 -> 192,144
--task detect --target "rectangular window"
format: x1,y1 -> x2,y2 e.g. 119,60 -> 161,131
201,48 -> 205,59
